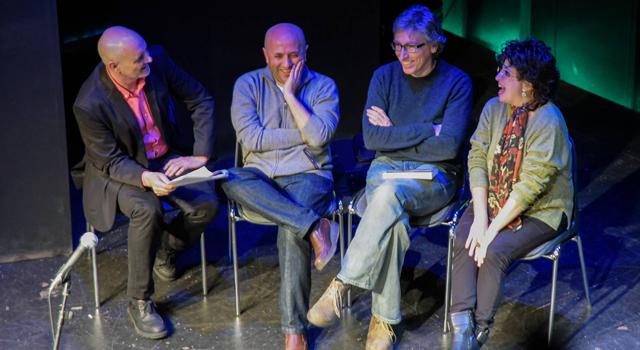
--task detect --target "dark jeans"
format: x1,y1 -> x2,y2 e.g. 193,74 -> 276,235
117,153 -> 219,300
450,203 -> 566,329
221,167 -> 335,334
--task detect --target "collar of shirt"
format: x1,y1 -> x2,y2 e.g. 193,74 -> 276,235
106,67 -> 146,99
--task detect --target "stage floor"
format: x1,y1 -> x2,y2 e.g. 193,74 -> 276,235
5,136 -> 640,349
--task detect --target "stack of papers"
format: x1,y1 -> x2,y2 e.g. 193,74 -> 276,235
169,167 -> 229,187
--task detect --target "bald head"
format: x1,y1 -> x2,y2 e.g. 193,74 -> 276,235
97,26 -> 152,89
98,26 -> 146,64
264,23 -> 306,51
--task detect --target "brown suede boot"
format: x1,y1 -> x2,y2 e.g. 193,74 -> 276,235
309,218 -> 340,271
285,333 -> 308,350
365,315 -> 396,350
307,278 -> 350,327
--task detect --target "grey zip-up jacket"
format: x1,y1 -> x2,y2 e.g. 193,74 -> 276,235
231,66 -> 339,180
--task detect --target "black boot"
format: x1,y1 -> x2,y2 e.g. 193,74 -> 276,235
153,247 -> 178,281
449,311 -> 481,350
128,298 -> 168,339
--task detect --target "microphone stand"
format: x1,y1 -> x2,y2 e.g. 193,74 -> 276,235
49,273 -> 72,350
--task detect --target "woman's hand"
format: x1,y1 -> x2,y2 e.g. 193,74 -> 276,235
473,198 -> 524,267
473,228 -> 498,267
465,217 -> 488,257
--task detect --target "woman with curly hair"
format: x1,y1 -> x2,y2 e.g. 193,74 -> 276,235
448,38 -> 573,349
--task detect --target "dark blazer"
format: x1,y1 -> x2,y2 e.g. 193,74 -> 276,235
72,45 -> 215,232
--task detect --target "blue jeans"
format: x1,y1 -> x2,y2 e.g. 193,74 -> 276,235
338,156 -> 456,324
221,167 -> 335,334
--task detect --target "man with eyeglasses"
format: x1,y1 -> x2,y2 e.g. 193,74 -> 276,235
307,5 -> 472,350
221,23 -> 339,350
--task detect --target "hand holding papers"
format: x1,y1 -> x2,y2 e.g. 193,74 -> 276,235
169,167 -> 229,187
382,168 -> 437,180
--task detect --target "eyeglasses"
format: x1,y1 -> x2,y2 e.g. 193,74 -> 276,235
496,65 -> 515,79
390,41 -> 426,53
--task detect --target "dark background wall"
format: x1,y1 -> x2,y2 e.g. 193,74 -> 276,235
0,0 -> 72,262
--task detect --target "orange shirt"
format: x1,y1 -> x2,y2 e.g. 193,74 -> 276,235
107,69 -> 169,160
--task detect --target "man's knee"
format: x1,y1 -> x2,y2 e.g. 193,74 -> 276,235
221,167 -> 267,196
127,197 -> 163,227
226,167 -> 264,183
188,198 -> 220,225
370,182 -> 405,207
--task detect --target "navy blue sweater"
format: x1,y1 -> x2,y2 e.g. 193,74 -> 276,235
362,60 -> 473,172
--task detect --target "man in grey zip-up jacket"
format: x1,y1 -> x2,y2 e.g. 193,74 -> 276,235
221,23 -> 340,350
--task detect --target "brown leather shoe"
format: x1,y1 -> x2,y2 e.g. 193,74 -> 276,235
365,315 -> 396,350
309,218 -> 340,271
307,278 -> 350,327
285,333 -> 308,350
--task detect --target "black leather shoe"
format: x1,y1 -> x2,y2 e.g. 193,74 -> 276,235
128,298 -> 168,339
153,248 -> 178,282
449,311 -> 481,350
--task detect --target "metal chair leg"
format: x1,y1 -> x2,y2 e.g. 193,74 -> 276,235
85,223 -> 100,309
338,200 -> 344,266
200,233 -> 207,296
91,246 -> 100,309
231,211 -> 241,316
574,234 -> 592,307
548,254 -> 560,345
346,204 -> 354,307
228,201 -> 233,264
444,225 -> 454,333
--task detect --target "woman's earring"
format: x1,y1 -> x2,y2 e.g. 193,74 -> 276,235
522,89 -> 527,97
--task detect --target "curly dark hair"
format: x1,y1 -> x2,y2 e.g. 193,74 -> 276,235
498,38 -> 560,105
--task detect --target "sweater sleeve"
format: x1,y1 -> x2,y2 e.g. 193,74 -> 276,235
413,73 -> 473,161
510,109 -> 571,211
362,71 -> 433,151
300,76 -> 340,147
231,75 -> 304,152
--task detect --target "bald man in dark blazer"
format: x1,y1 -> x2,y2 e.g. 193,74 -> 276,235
72,26 -> 218,339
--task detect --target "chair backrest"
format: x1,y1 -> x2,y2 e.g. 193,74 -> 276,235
569,137 -> 578,230
234,141 -> 243,168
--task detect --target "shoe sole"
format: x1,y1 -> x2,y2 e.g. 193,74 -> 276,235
315,221 -> 340,271
127,309 -> 168,340
307,310 -> 339,328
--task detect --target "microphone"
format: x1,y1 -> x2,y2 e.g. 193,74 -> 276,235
49,232 -> 98,291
